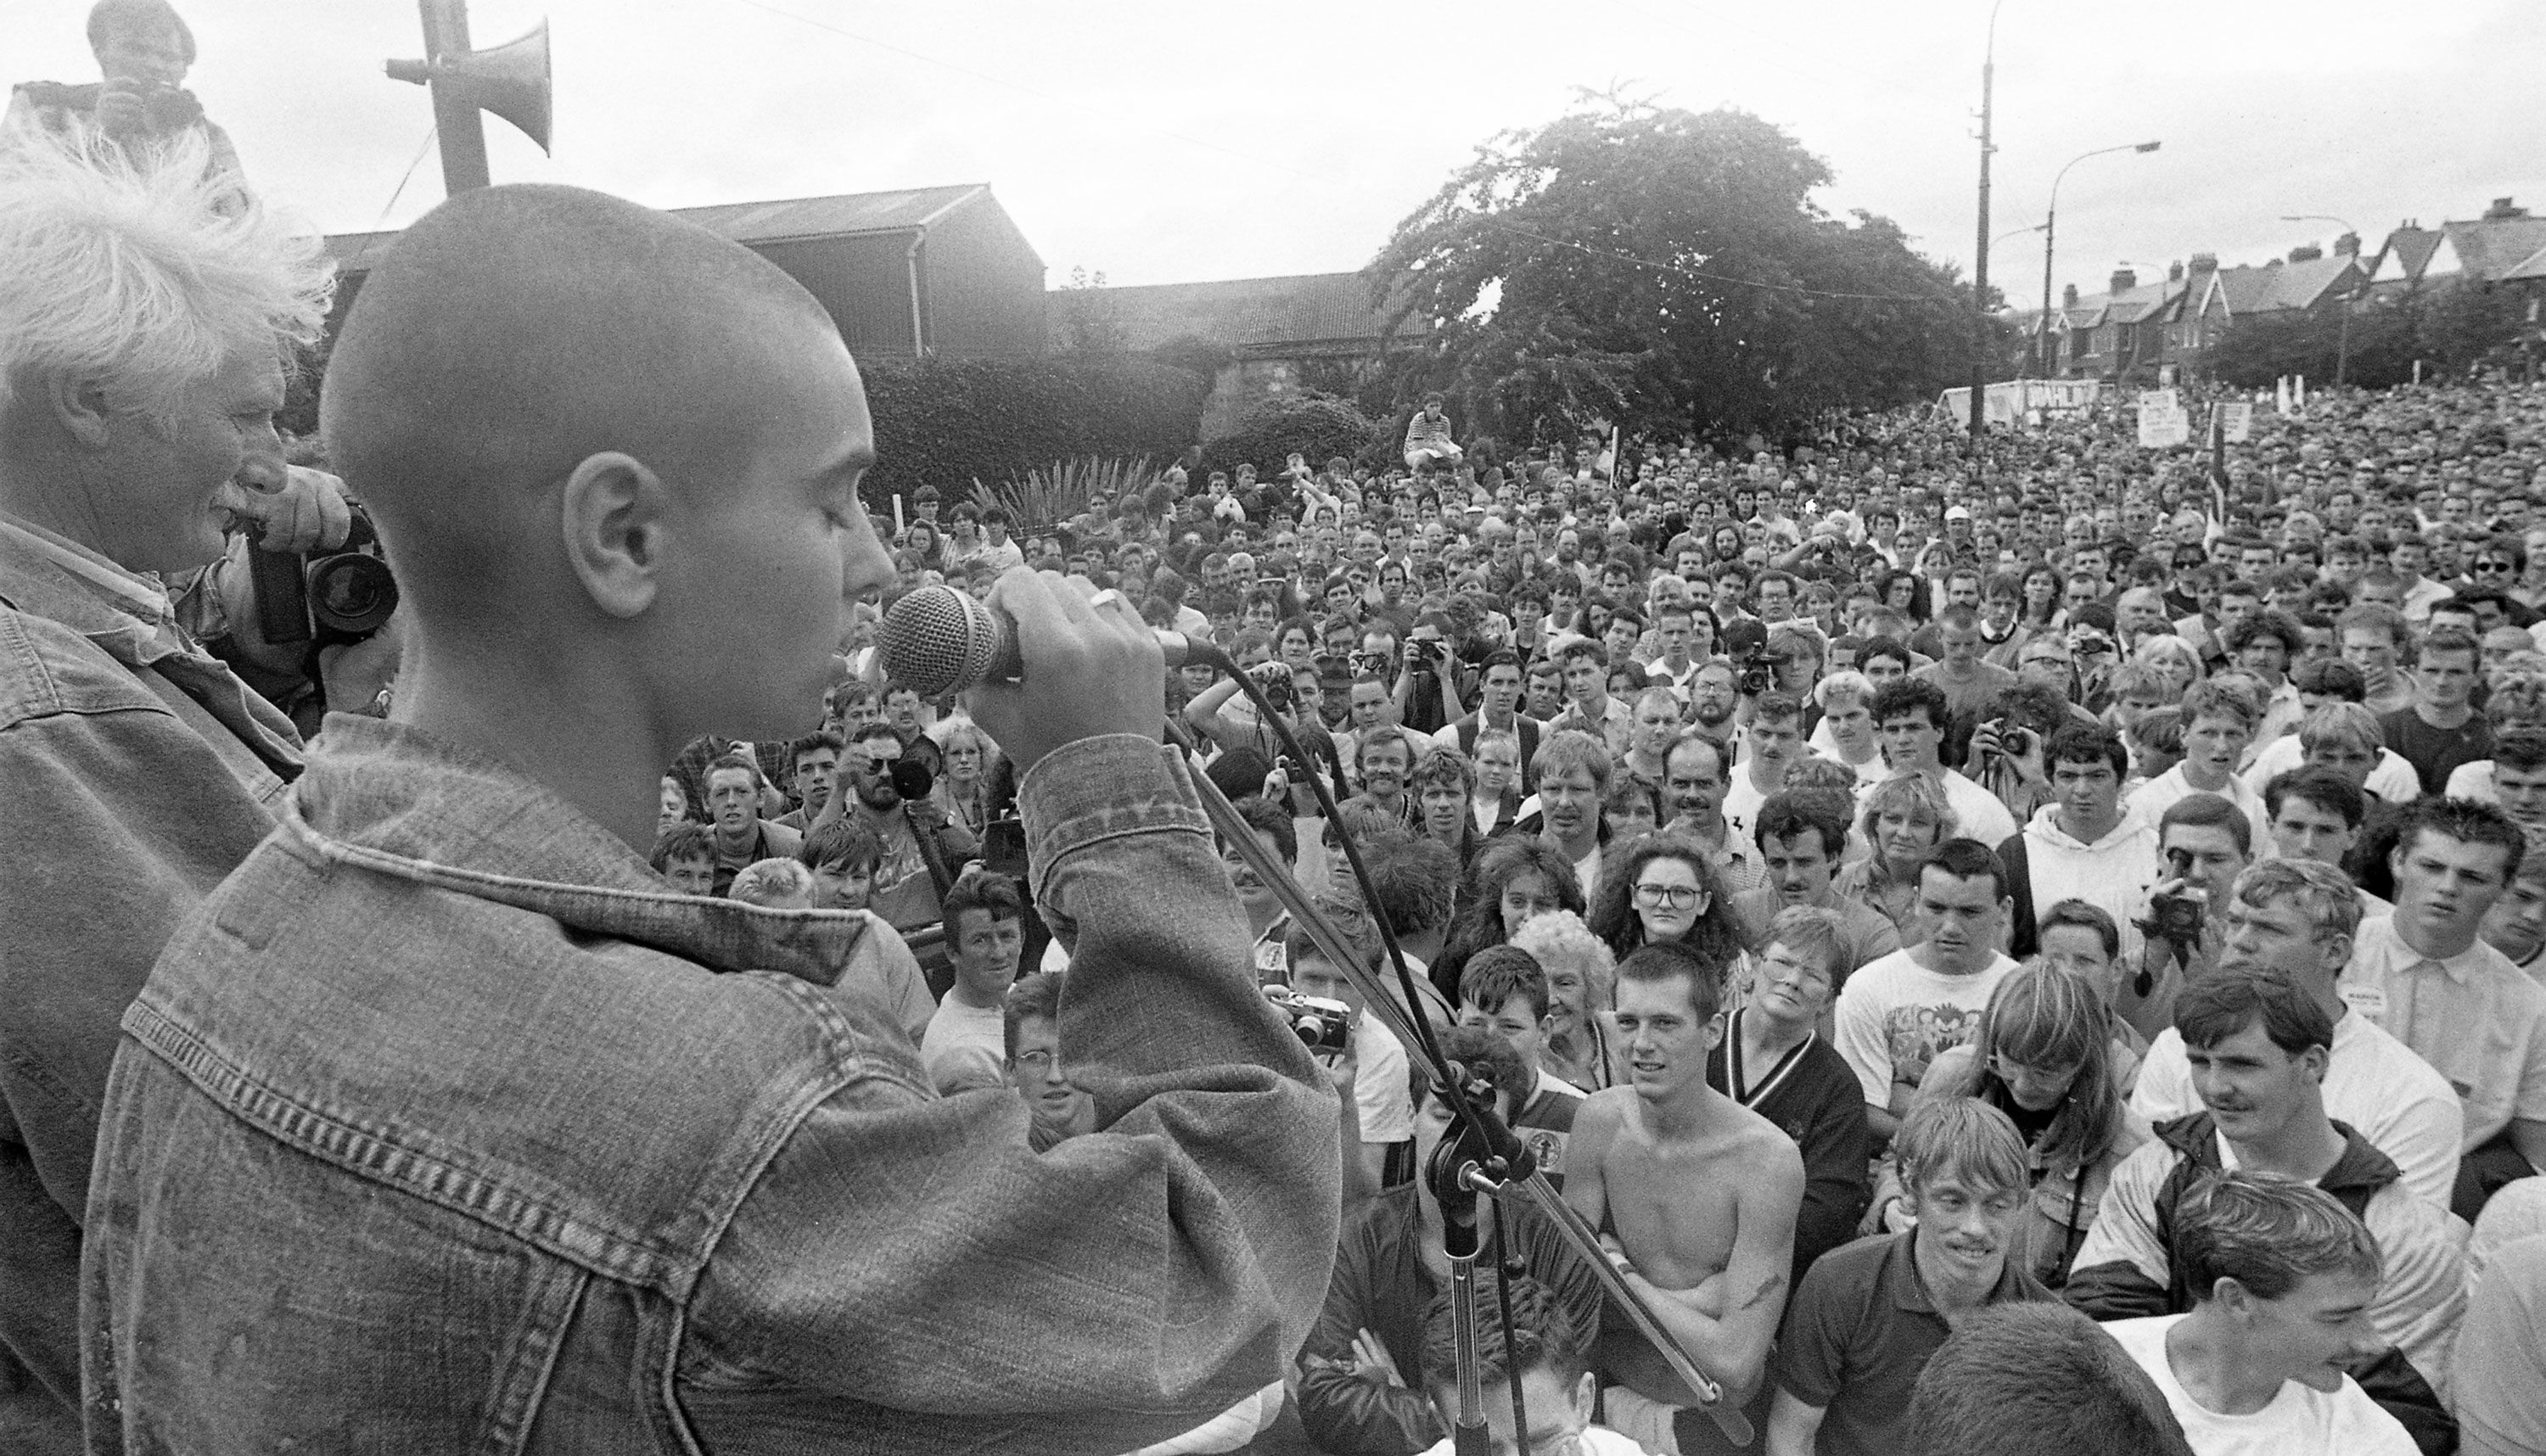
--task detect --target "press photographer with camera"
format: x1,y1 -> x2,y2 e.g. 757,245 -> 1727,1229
3,0 -> 244,189
2115,795 -> 2252,1045
0,124 -> 336,1451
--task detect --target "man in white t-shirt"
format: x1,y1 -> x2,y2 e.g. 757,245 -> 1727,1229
1834,837 -> 2020,1145
1721,691 -> 1806,845
2132,859 -> 2463,1209
1868,677 -> 2017,847
2105,1173 -> 2416,1456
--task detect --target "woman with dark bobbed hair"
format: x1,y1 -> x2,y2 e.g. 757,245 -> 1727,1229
1427,835 -> 1583,1005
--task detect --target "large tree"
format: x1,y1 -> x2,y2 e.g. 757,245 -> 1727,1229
1366,97 -> 1979,445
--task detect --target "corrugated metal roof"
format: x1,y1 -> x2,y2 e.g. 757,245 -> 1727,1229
324,182 -> 994,271
1069,272 -> 1402,351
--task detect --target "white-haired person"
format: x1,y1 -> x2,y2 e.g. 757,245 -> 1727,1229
1510,908 -> 1619,1095
1805,668 -> 1886,786
0,123 -> 349,1447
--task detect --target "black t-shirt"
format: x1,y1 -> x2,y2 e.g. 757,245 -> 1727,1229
2380,707 -> 2491,798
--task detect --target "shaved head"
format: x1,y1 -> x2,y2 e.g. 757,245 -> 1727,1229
323,183 -> 892,780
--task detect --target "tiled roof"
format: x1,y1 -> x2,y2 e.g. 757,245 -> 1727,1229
324,182 -> 1000,272
2376,226 -> 2446,280
2443,216 -> 2546,282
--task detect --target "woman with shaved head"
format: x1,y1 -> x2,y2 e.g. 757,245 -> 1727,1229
82,177 -> 1342,1453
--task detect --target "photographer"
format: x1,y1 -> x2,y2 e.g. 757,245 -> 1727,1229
2116,795 -> 2252,1046
1388,613 -> 1464,736
0,126 -> 332,1449
4,0 -> 244,191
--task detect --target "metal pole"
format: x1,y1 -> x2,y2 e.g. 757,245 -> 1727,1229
1969,3 -> 2000,443
2038,203 -> 2056,378
418,0 -> 491,193
2280,215 -> 2358,389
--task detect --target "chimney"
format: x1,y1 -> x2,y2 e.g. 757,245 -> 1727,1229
2110,268 -> 2136,295
2288,243 -> 2323,262
2190,252 -> 2219,279
2334,232 -> 2362,257
2168,259 -> 2184,283
2062,283 -> 2078,308
2486,197 -> 2530,221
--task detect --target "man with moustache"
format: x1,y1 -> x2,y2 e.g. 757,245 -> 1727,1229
1729,792 -> 1901,976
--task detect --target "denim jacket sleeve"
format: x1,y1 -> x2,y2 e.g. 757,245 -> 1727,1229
684,736 -> 1341,1451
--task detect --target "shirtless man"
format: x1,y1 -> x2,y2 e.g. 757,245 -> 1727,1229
1567,942 -> 1805,1453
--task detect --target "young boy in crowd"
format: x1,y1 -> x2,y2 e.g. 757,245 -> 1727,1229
648,822 -> 716,897
1454,945 -> 1586,1183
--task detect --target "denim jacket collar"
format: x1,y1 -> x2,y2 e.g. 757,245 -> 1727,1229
0,513 -> 303,771
286,714 -> 865,985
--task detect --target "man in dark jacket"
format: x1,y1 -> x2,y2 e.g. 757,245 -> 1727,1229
2065,968 -> 2464,1452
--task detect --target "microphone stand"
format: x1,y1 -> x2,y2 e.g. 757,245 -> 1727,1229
1164,694 -> 1753,1448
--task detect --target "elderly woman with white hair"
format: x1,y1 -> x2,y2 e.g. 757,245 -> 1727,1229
1508,909 -> 1618,1094
0,123 -> 342,1445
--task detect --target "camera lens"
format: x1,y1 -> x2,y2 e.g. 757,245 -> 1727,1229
308,553 -> 399,636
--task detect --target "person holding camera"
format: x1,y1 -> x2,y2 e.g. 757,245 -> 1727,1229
4,1 -> 244,193
1390,613 -> 1464,736
0,126 -> 336,1450
2113,795 -> 2252,1045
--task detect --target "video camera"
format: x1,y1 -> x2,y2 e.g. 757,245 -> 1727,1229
246,505 -> 400,652
1720,618 -> 1775,697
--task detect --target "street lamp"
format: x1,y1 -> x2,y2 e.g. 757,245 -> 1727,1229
2280,212 -> 2361,387
2037,140 -> 2162,379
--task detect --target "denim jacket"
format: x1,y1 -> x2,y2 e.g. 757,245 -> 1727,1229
82,718 -> 1340,1454
0,519 -> 301,1455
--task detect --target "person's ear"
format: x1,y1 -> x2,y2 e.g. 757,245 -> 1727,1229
1571,1369 -> 1598,1421
558,451 -> 666,618
45,368 -> 117,449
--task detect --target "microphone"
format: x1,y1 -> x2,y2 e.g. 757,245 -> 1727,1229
878,583 -> 1218,697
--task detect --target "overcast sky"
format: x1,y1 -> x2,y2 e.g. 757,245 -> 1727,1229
13,0 -> 2543,300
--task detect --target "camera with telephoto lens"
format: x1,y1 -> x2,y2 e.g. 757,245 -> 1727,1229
1264,987 -> 1354,1054
247,505 -> 400,650
1249,659 -> 1295,714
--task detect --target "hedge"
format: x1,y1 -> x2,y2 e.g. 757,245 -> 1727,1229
857,356 -> 1211,510
1196,392 -> 1388,480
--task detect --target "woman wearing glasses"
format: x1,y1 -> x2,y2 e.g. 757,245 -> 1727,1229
1874,959 -> 2148,1287
1584,834 -> 1747,974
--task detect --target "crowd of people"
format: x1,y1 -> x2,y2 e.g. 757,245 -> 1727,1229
670,370 -> 2546,1455
8,1 -> 2546,1453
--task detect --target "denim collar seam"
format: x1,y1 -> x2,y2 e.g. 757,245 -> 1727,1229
122,994 -> 691,1291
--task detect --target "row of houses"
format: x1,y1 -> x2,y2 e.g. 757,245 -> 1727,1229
2005,197 -> 2546,383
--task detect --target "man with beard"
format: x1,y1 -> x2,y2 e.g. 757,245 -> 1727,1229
835,722 -> 977,931
1688,659 -> 1742,757
1345,725 -> 1419,832
1572,944 -> 1804,1456
1730,793 -> 1901,977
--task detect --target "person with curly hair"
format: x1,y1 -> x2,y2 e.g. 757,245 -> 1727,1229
1427,835 -> 1584,1007
1585,833 -> 1749,980
1833,775 -> 1960,933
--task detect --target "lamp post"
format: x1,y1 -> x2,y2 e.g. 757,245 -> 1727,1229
1967,0 -> 2006,445
2280,212 -> 2361,387
2037,140 -> 2162,379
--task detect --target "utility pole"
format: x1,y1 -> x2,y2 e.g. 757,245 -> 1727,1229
1969,1 -> 2003,444
2280,213 -> 2361,388
2038,141 -> 2162,381
415,0 -> 490,193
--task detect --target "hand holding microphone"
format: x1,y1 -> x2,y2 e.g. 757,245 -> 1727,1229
890,574 -> 1180,774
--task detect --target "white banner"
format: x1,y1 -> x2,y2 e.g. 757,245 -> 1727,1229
2216,402 -> 2252,443
2138,388 -> 2180,415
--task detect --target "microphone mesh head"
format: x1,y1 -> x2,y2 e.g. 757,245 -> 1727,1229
880,585 -> 995,697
